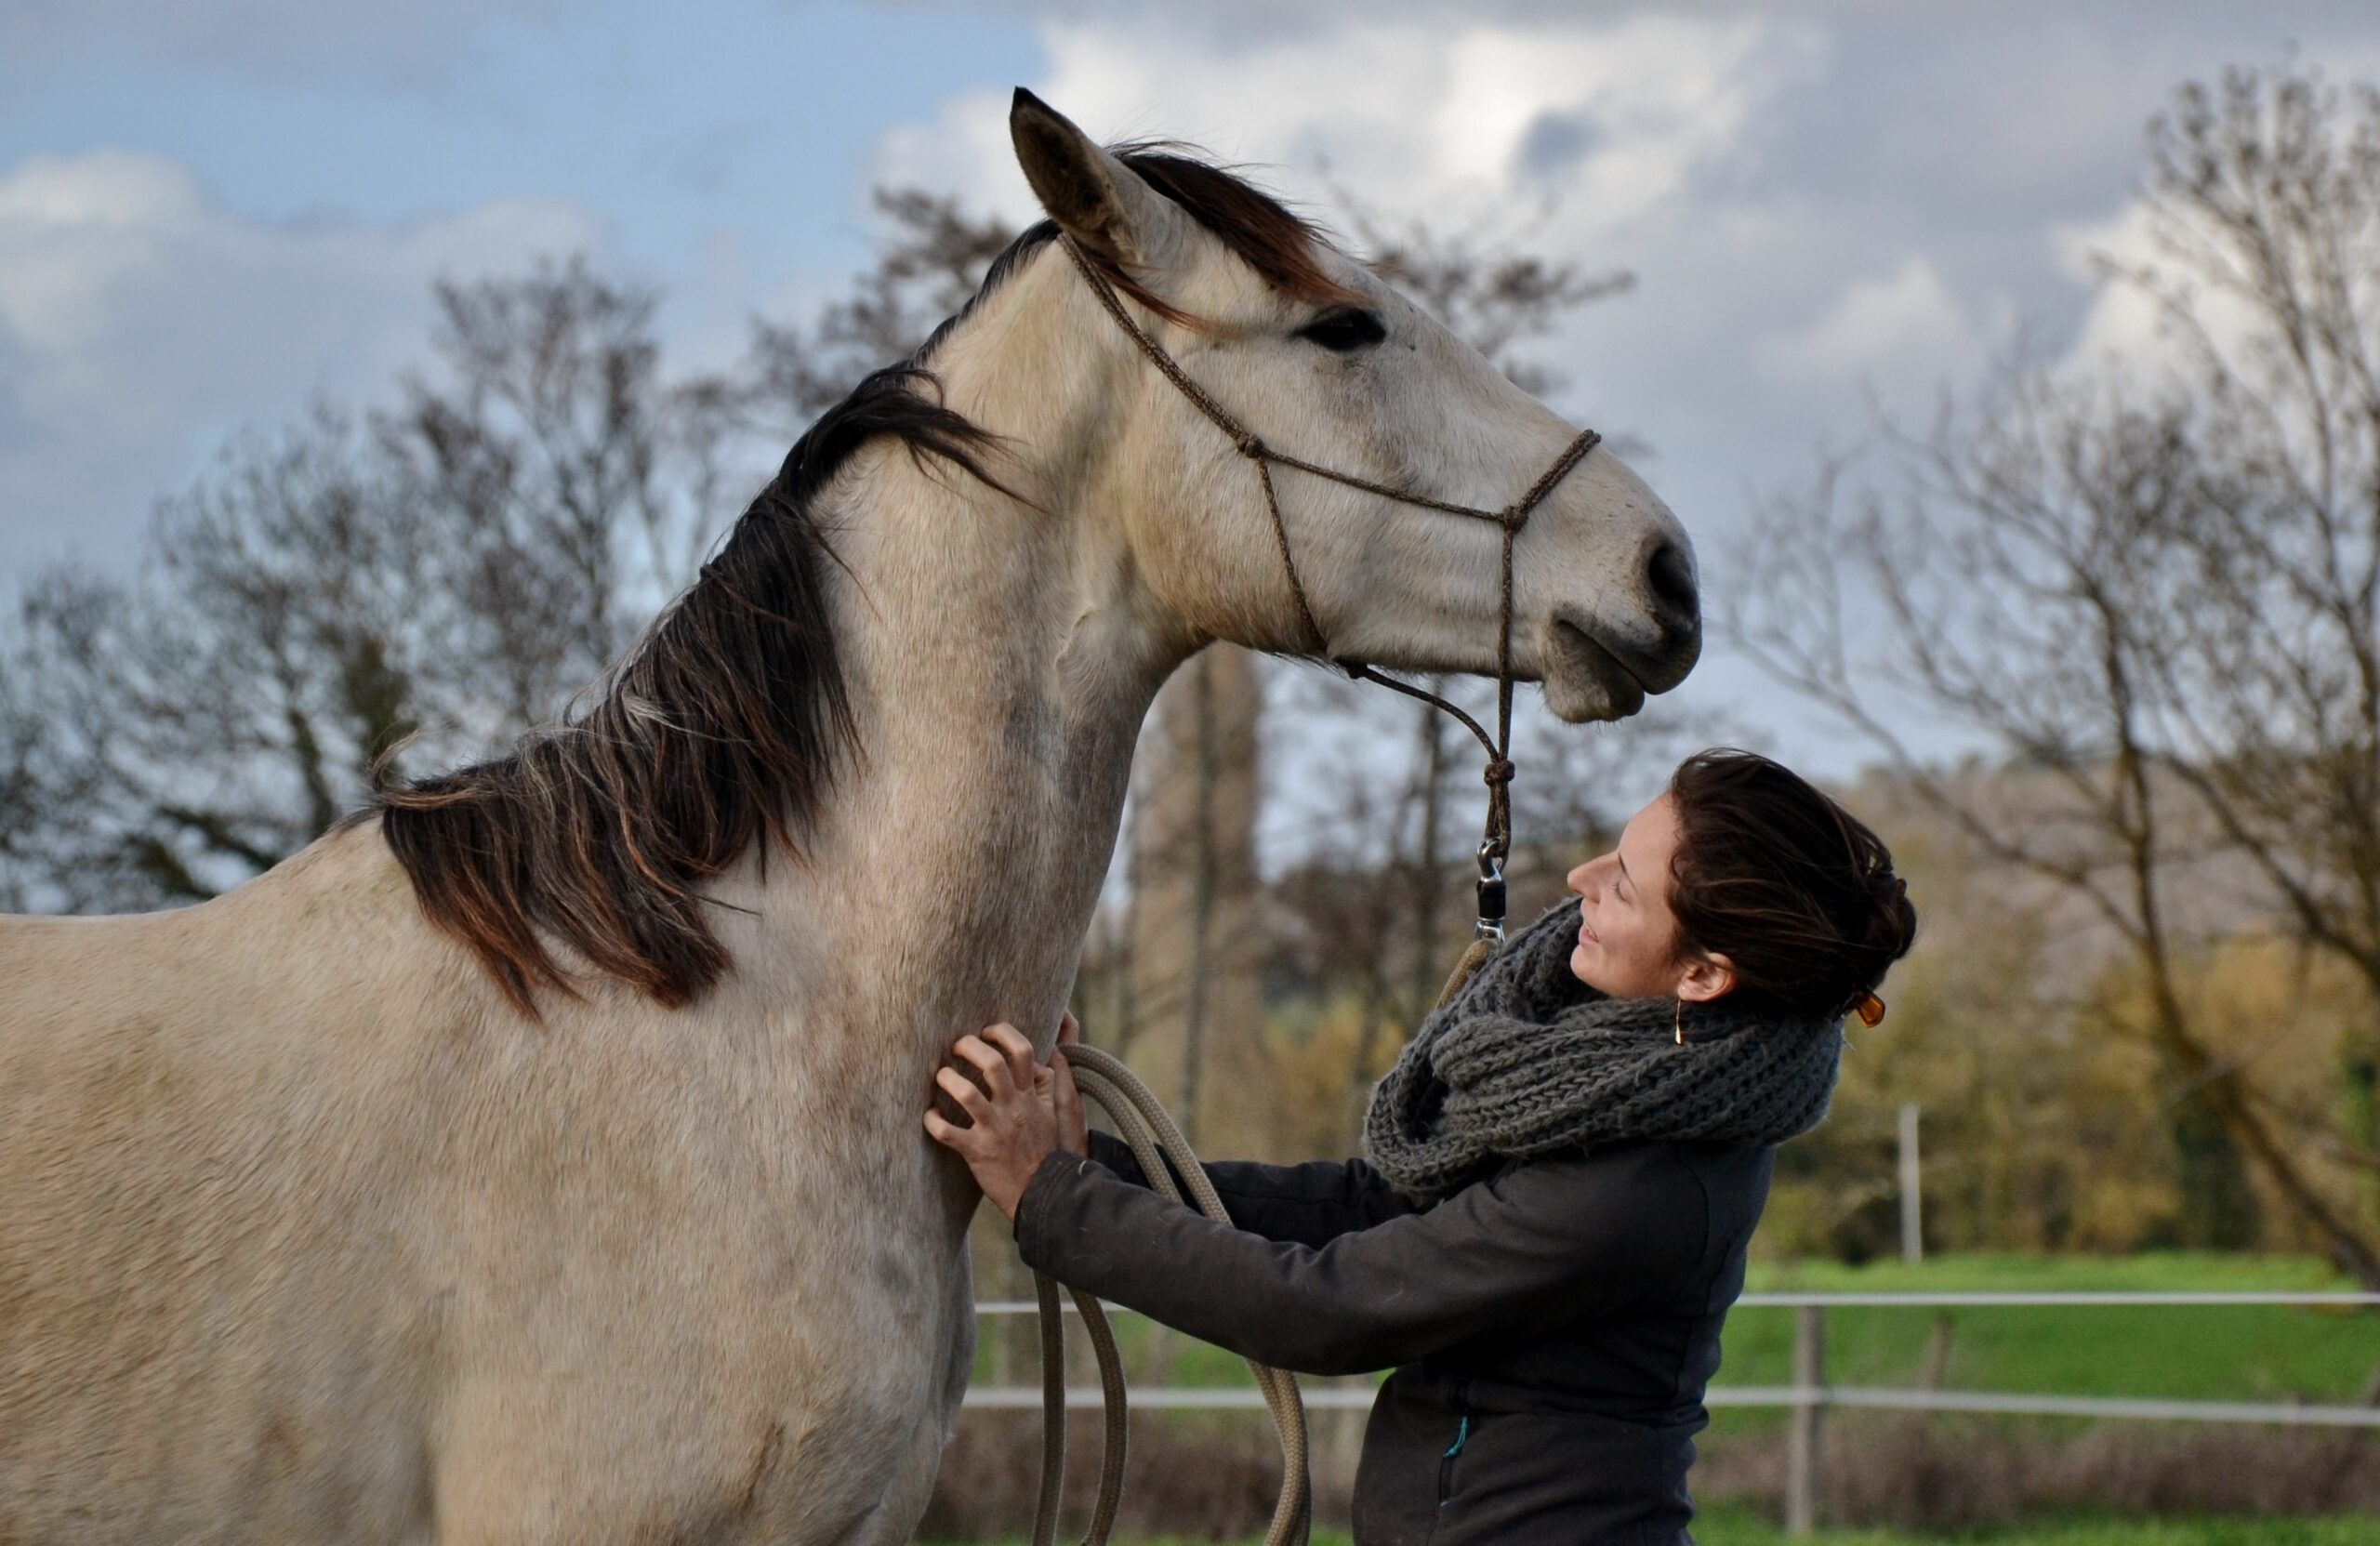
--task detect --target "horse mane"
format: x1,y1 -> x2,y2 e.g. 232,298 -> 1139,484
373,145 -> 1353,1016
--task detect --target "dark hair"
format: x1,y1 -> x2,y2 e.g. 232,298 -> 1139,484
1664,747 -> 1917,1022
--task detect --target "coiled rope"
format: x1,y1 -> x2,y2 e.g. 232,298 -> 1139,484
1024,1041 -> 1312,1546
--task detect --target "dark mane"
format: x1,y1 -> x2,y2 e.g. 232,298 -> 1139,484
374,143 -> 1348,1015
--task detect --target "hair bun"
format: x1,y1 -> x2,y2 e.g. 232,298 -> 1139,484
1863,871 -> 1917,960
1664,747 -> 1919,1021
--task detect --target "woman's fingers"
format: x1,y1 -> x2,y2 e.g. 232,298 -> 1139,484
952,1034 -> 1018,1100
982,1022 -> 1038,1093
939,1018 -> 1081,1158
935,1064 -> 993,1117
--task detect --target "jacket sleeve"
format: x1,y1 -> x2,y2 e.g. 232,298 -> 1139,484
1086,1130 -> 1420,1249
1015,1143 -> 1710,1377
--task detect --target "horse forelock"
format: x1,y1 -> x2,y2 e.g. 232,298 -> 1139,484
373,143 -> 1347,1018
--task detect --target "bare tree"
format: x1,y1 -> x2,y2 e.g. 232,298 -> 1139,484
1128,647 -> 1265,1145
2107,69 -> 2380,1220
744,188 -> 1018,429
0,192 -> 1041,914
1731,64 -> 2380,1281
3,416 -> 435,908
0,262 -> 740,909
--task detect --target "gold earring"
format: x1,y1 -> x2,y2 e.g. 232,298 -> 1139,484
1674,999 -> 1685,1045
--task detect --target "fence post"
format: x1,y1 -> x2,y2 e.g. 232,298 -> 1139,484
1786,1302 -> 1826,1536
1898,1102 -> 1924,1263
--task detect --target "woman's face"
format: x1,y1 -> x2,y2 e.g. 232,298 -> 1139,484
1566,792 -> 1735,1003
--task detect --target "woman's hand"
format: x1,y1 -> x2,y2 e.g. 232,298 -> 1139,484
924,1015 -> 1088,1221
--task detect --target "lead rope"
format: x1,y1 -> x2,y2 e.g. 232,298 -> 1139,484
1022,239 -> 1605,1545
1026,1044 -> 1312,1546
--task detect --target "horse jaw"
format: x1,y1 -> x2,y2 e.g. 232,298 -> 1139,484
1540,615 -> 1651,723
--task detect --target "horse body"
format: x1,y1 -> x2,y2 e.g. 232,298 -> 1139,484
0,839 -> 454,1539
0,95 -> 1699,1542
0,425 -> 1148,1542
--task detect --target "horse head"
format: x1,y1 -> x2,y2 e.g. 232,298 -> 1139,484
1008,90 -> 1699,722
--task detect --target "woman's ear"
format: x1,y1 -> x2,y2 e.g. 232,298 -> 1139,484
1675,951 -> 1737,1004
1009,88 -> 1184,270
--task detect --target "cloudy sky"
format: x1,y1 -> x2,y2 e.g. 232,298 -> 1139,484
7,0 -> 2379,783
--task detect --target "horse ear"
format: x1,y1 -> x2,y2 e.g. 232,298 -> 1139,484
1009,89 -> 1179,269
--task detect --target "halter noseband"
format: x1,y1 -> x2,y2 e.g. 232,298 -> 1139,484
1059,234 -> 1602,945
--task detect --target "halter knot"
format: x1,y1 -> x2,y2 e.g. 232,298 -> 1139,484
1233,432 -> 1268,460
1483,758 -> 1515,788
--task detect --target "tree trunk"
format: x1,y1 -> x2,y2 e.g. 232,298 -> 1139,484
1127,646 -> 1264,1150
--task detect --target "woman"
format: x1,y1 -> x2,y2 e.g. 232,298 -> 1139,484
925,747 -> 1917,1545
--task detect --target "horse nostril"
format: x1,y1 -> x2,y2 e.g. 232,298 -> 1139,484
1647,540 -> 1699,628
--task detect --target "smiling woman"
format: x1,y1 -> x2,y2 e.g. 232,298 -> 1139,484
932,747 -> 1916,1546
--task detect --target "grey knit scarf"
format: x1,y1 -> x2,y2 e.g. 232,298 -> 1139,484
1363,899 -> 1845,1203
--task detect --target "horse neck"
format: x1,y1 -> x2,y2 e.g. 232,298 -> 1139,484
714,270 -> 1186,1103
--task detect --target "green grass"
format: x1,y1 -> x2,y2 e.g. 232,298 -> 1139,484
1711,1253 -> 2377,1434
980,1253 -> 2380,1428
1684,1501 -> 2380,1544
932,1513 -> 2380,1546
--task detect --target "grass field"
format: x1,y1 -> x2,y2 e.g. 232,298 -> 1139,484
1679,1511 -> 2380,1545
1712,1251 -> 2377,1431
982,1251 -> 2380,1422
935,1507 -> 2380,1545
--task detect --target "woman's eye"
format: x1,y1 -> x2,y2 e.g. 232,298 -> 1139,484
1297,309 -> 1387,352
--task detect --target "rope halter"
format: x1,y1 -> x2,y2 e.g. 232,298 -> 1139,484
1058,234 -> 1603,944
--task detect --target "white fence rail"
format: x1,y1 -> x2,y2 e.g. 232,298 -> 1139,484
978,1290 -> 2380,1313
965,1291 -> 2380,1536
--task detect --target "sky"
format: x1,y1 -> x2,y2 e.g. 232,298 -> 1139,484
6,0 -> 2380,797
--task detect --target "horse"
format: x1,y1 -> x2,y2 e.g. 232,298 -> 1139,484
0,92 -> 1699,1543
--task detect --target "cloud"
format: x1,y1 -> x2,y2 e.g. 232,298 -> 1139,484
2051,202 -> 2175,377
2047,196 -> 2286,393
0,150 -> 599,576
868,10 -> 1826,244
1755,255 -> 1993,386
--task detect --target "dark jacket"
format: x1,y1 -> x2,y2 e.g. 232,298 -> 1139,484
1012,1132 -> 1775,1546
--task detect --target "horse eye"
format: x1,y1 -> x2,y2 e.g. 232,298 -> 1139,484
1298,309 -> 1387,352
